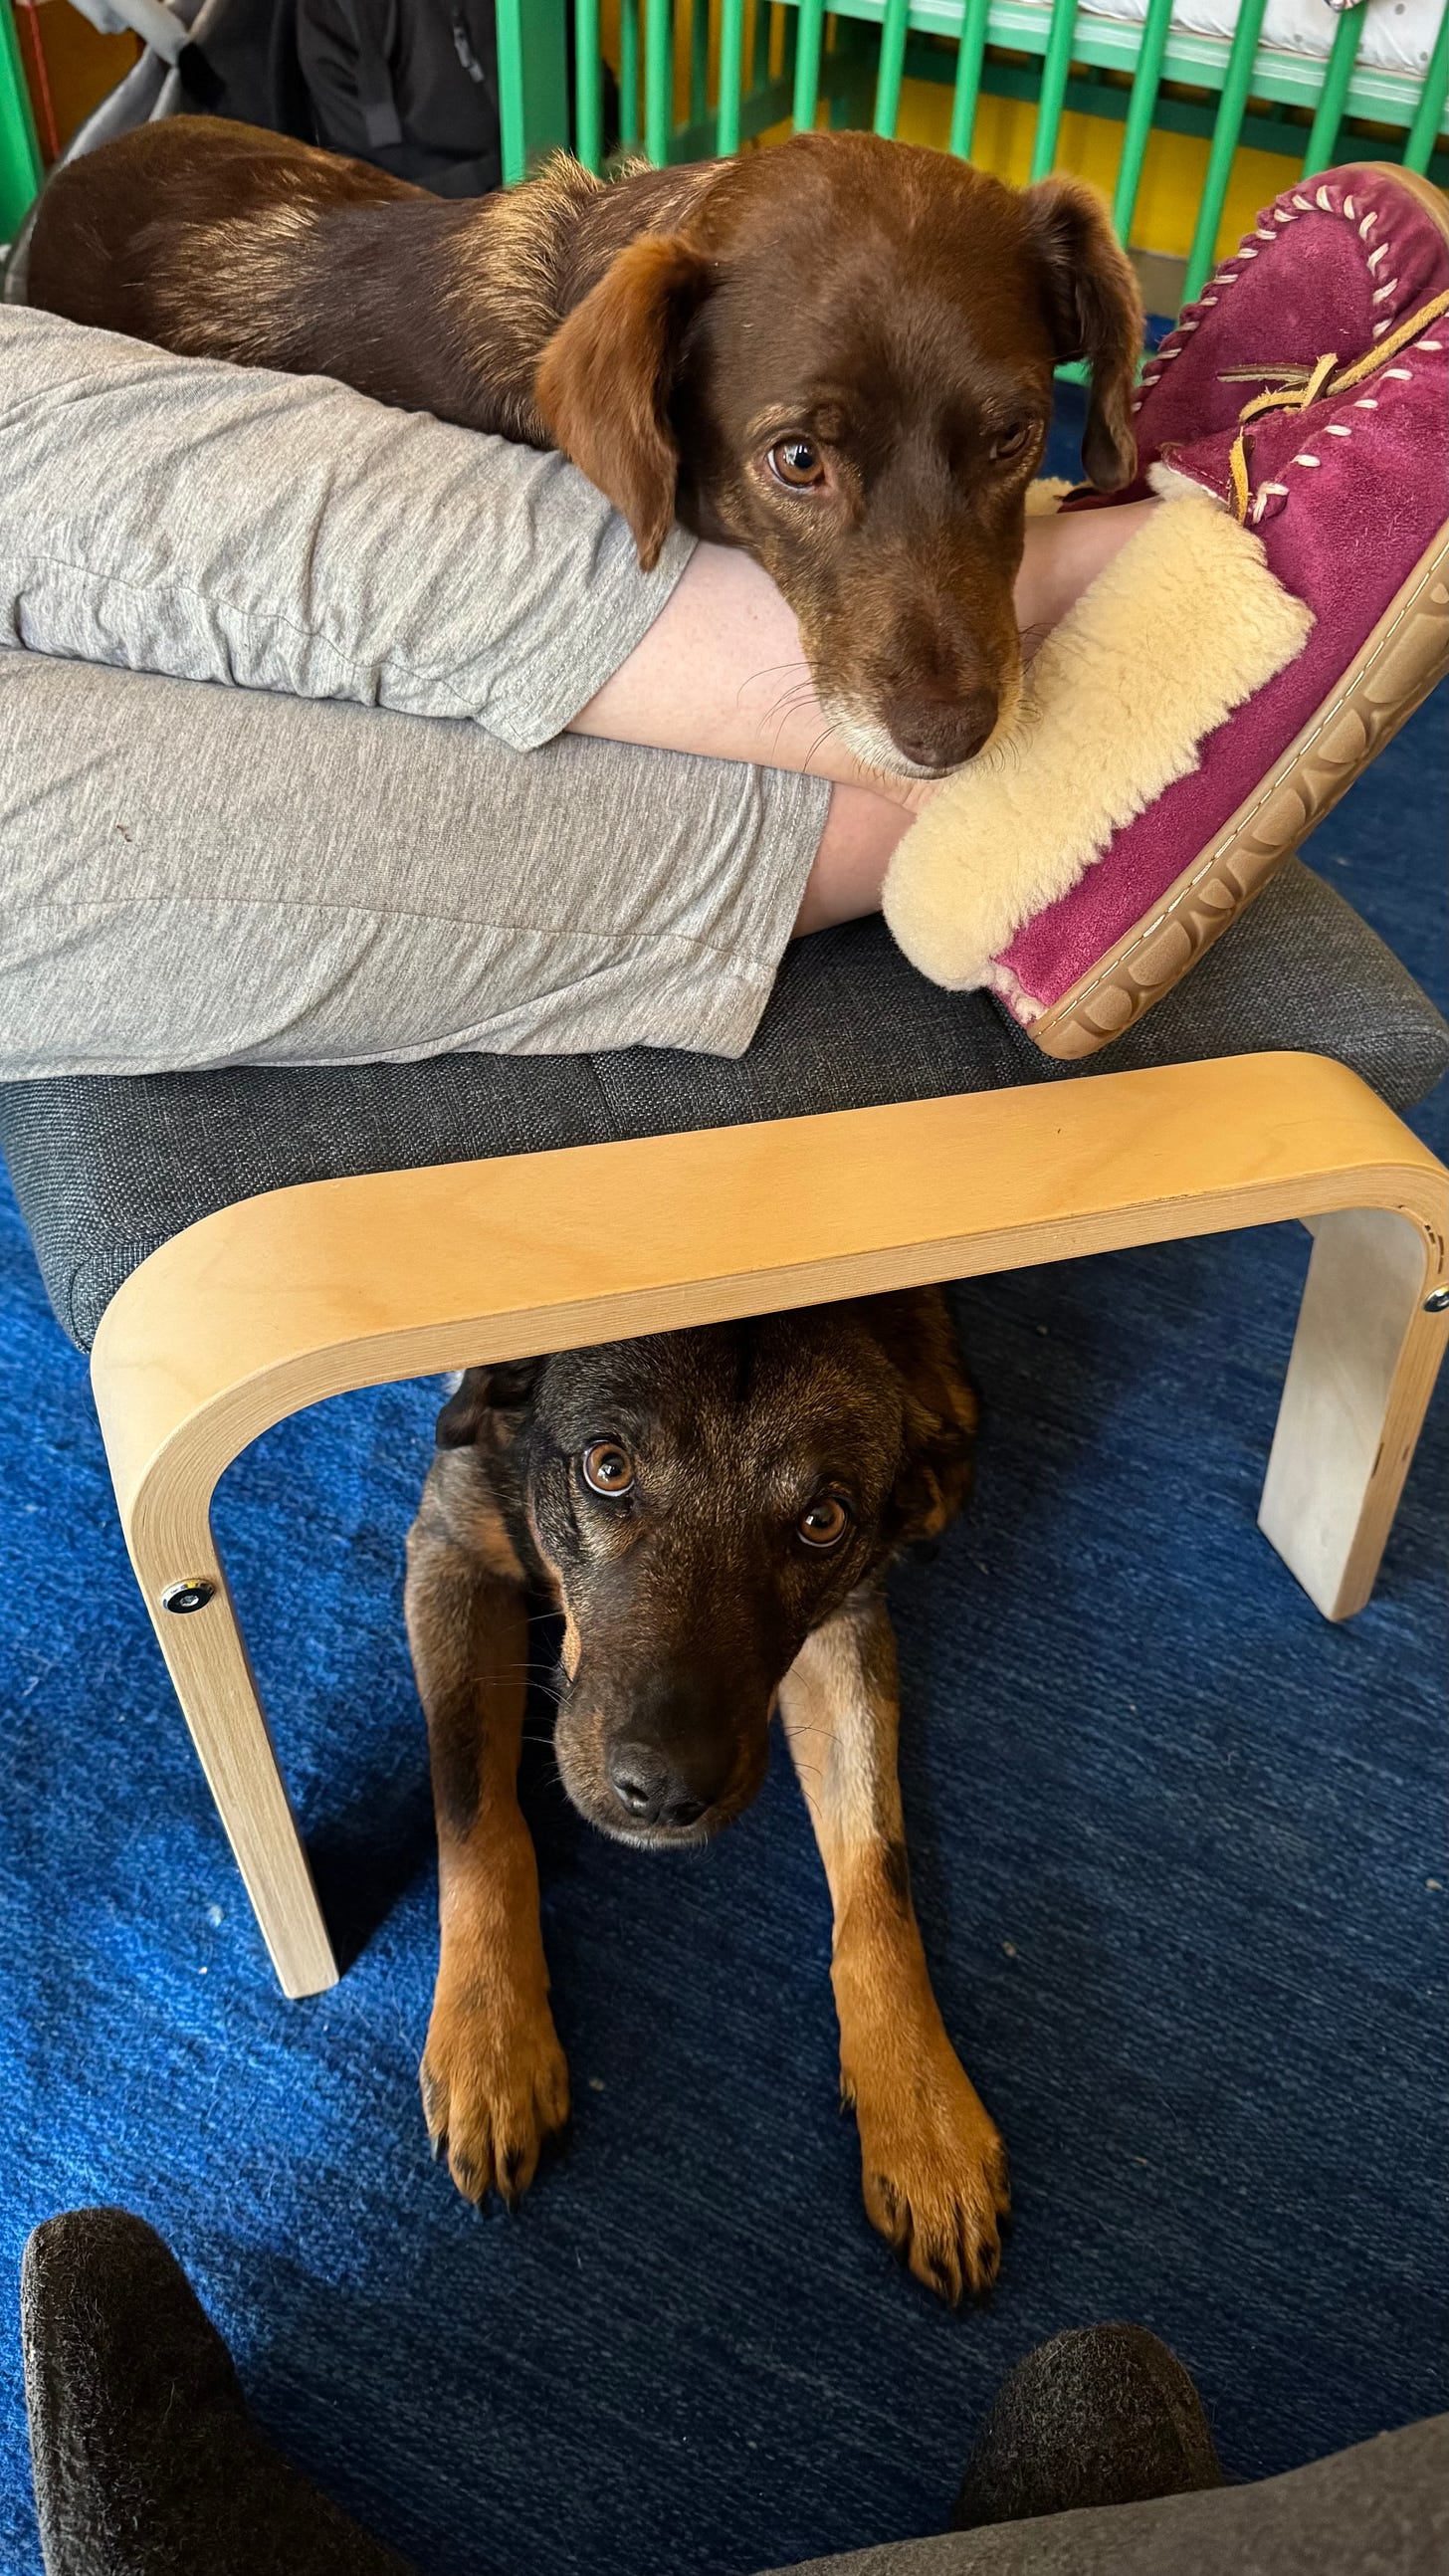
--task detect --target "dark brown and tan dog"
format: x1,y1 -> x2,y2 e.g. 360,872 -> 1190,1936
28,120 -> 1141,775
405,1287 -> 1010,2304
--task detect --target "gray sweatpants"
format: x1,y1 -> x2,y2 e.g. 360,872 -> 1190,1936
0,308 -> 830,1073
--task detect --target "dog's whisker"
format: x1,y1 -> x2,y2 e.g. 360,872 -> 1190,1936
763,683 -> 820,732
740,657 -> 812,709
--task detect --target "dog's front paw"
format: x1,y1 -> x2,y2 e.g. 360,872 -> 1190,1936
421,1988 -> 570,2208
848,2040 -> 1010,2306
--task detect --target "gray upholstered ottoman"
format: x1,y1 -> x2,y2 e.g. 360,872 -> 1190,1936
3,865 -> 1446,1353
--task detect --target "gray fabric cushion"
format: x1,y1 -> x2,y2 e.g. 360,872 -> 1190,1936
766,2417 -> 1449,2575
2,860 -> 1446,1351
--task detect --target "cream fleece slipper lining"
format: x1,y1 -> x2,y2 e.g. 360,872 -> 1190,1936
882,477 -> 1314,991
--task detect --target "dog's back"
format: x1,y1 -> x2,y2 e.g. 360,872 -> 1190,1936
27,117 -> 706,445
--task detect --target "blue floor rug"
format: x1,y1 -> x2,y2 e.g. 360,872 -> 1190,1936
1,616 -> 1445,2563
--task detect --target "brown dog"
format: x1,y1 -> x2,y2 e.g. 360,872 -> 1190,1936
404,1288 -> 1011,2304
28,120 -> 1141,774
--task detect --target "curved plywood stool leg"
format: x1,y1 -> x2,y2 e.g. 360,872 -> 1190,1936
127,1540 -> 337,1999
1261,1206 -> 1448,1620
90,1053 -> 1449,1996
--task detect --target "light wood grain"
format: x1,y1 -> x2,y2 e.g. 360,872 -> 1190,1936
1259,1207 -> 1446,1619
89,1052 -> 1448,1996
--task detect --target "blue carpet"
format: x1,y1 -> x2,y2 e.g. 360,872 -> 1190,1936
1,530 -> 1445,2564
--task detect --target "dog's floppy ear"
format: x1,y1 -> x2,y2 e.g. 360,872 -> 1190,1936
435,1360 -> 542,1448
893,1373 -> 979,1547
884,1313 -> 980,1546
1025,175 -> 1142,492
534,233 -> 714,570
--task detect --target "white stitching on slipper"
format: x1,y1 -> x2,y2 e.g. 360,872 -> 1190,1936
1325,423 -> 1351,435
1293,454 -> 1321,466
1383,366 -> 1413,378
1416,339 -> 1443,351
1353,396 -> 1378,406
1260,483 -> 1290,496
1136,180 -> 1423,440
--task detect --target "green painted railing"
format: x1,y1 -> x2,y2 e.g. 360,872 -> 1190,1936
0,0 -> 42,243
490,0 -> 1447,266
2,0 -> 1445,263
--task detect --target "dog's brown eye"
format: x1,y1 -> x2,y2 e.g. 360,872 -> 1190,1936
992,420 -> 1032,462
767,437 -> 825,492
797,1495 -> 850,1549
582,1441 -> 634,1496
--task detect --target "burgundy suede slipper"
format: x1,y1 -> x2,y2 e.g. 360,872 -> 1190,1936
884,163 -> 1448,1055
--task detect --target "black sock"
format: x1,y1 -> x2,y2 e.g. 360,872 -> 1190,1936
950,2322 -> 1225,2531
23,2207 -> 416,2576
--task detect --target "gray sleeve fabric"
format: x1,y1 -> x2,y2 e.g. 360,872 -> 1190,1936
0,304 -> 831,1071
0,305 -> 697,749
0,649 -> 828,1073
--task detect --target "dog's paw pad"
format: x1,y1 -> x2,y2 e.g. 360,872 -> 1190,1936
420,2000 -> 570,2209
854,2055 -> 1010,2306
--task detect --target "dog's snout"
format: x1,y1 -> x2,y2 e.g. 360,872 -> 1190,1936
884,686 -> 999,774
607,1738 -> 725,1830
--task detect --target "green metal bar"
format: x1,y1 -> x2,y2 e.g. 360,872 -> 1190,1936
1303,1 -> 1364,175
1112,0 -> 1172,242
948,0 -> 991,156
1029,0 -> 1081,180
933,40 -> 1399,164
1183,0 -> 1270,299
717,0 -> 745,145
873,0 -> 910,135
759,0 -> 1429,125
645,0 -> 673,159
1,0 -> 43,241
574,0 -> 603,171
792,0 -> 826,129
495,0 -> 529,182
691,0 -> 711,129
1403,0 -> 1449,173
620,0 -> 641,146
495,0 -> 571,177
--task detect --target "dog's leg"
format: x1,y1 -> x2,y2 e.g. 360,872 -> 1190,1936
405,1524 -> 569,2206
779,1588 -> 1009,2302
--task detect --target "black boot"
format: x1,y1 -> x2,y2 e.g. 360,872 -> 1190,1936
951,2322 -> 1225,2532
22,2207 -> 417,2576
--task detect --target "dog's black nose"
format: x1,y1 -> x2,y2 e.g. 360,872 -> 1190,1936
885,686 -> 998,772
607,1740 -> 725,1830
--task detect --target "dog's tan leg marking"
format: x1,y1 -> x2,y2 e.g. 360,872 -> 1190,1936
778,1590 -> 1008,2303
405,1520 -> 569,2207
